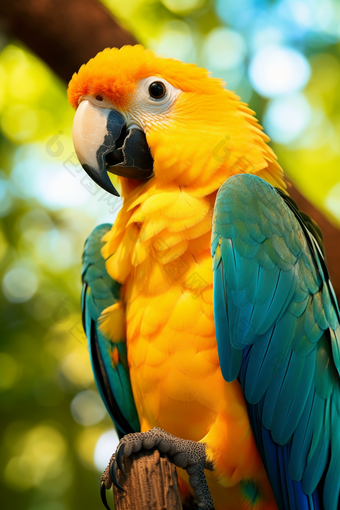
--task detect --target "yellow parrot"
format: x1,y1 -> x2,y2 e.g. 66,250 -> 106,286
68,45 -> 340,510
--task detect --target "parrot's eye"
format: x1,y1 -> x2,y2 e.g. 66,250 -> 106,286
149,81 -> 166,100
96,95 -> 103,101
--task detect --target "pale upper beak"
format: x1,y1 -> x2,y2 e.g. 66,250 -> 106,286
72,100 -> 154,196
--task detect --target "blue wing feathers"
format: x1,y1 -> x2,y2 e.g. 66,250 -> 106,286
242,348 -> 320,510
289,389 -> 320,482
271,351 -> 304,413
82,224 -> 140,437
214,261 -> 243,381
212,174 -> 340,509
313,292 -> 329,331
261,352 -> 293,430
272,352 -> 316,445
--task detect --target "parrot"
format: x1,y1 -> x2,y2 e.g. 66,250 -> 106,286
67,45 -> 340,510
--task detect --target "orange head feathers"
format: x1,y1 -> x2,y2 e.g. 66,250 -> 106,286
68,45 -> 285,197
67,45 -> 225,110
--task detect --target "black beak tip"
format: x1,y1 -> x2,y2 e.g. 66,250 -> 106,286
82,163 -> 120,197
110,186 -> 120,197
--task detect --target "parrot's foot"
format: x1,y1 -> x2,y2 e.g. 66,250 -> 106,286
100,427 -> 215,510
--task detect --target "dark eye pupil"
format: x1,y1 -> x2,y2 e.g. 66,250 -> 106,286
96,95 -> 103,101
149,82 -> 166,99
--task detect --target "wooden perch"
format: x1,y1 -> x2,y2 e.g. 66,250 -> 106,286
111,449 -> 184,510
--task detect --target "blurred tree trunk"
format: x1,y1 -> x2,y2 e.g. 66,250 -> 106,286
0,0 -> 137,82
289,185 -> 340,299
1,0 -> 339,301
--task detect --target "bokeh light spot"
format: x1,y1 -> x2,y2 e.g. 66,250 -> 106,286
75,426 -> 109,469
59,348 -> 93,388
264,93 -> 312,144
94,429 -> 120,472
216,0 -> 256,29
34,230 -> 77,271
4,425 -> 67,491
5,456 -> 35,491
2,266 -> 38,303
0,64 -> 6,112
155,21 -> 195,62
204,28 -> 246,70
70,390 -> 107,426
161,0 -> 204,14
249,45 -> 311,97
1,104 -> 39,142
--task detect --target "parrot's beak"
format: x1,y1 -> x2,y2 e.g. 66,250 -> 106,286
72,100 -> 154,196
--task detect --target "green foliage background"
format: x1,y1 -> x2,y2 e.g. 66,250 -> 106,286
1,1 -> 340,509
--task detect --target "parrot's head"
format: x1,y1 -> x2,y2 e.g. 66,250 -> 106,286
68,45 -> 284,198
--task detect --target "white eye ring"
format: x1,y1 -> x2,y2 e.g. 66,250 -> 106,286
125,76 -> 182,129
137,76 -> 180,108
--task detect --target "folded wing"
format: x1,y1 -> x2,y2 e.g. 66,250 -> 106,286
82,224 -> 140,438
212,174 -> 340,510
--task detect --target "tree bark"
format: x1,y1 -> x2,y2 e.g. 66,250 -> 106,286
0,0 -> 137,82
112,449 -> 184,510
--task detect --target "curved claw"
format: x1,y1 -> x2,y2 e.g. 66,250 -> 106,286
100,481 -> 111,510
116,443 -> 126,475
110,458 -> 126,492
